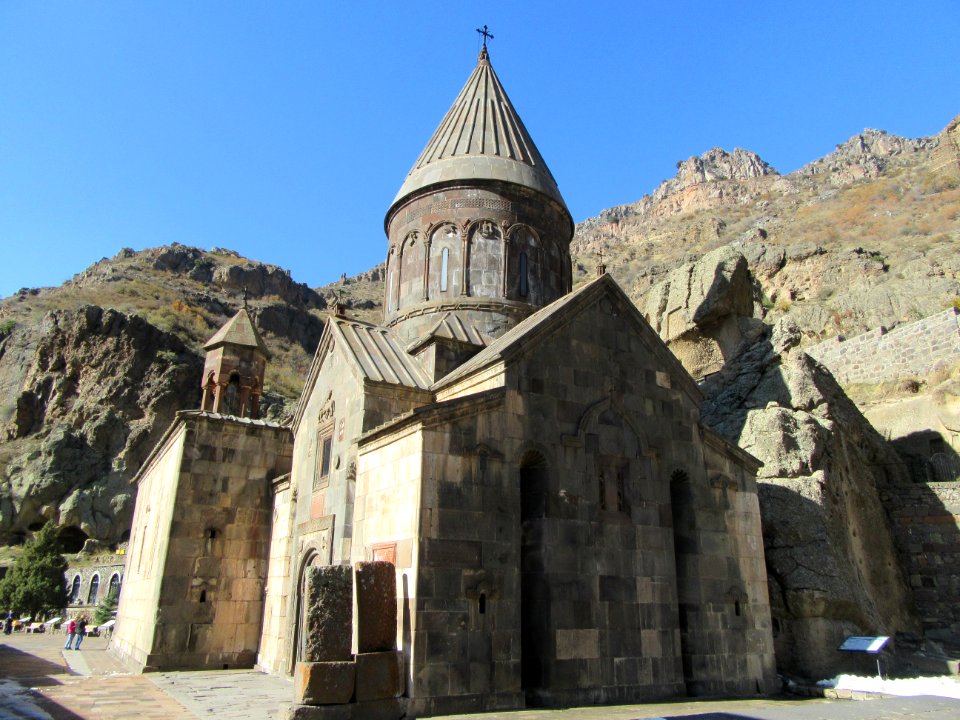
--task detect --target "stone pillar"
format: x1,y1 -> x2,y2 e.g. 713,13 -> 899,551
304,565 -> 353,662
355,561 -> 397,653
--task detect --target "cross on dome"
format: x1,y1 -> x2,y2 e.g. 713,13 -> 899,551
475,24 -> 494,48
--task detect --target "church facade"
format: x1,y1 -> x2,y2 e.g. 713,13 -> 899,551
112,48 -> 777,715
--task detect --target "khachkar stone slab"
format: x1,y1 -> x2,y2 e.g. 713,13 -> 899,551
355,561 -> 397,653
305,565 -> 353,662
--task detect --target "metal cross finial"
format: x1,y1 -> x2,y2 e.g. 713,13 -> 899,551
596,250 -> 607,277
242,287 -> 248,309
476,24 -> 494,48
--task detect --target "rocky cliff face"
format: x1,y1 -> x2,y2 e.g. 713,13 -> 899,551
645,248 -> 919,677
0,306 -> 201,545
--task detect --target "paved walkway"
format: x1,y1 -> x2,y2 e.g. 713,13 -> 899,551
1,632 -> 959,719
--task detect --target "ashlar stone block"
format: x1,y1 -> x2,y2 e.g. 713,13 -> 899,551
294,661 -> 357,706
305,565 -> 353,662
355,650 -> 404,702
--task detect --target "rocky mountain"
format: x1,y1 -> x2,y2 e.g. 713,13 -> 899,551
0,245 -> 380,548
574,115 -> 960,344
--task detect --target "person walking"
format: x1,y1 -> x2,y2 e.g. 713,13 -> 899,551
63,617 -> 76,649
3,610 -> 12,635
73,617 -> 87,650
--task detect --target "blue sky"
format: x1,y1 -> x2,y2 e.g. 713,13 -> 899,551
1,1 -> 958,298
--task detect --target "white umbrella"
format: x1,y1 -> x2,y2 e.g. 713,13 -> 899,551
43,617 -> 62,625
97,619 -> 115,630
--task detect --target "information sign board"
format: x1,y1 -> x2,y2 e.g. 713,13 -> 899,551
837,636 -> 890,654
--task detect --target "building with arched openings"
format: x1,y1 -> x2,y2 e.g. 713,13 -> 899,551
112,46 -> 776,716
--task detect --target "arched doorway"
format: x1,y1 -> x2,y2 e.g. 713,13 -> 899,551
288,550 -> 324,674
520,451 -> 550,706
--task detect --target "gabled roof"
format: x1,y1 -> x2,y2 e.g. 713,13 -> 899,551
433,274 -> 704,403
203,308 -> 269,356
388,48 -> 569,218
407,312 -> 490,354
333,318 -> 431,390
292,316 -> 432,435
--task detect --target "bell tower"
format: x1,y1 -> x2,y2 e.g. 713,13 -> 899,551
383,46 -> 574,345
200,307 -> 268,418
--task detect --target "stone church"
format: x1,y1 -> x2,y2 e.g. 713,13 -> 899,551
112,47 -> 777,716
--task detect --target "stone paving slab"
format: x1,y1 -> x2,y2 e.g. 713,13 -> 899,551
434,694 -> 960,720
147,669 -> 292,720
3,632 -> 960,720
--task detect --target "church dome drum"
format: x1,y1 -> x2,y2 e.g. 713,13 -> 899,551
383,47 -> 575,344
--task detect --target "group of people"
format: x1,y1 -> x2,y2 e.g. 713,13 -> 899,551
63,616 -> 88,650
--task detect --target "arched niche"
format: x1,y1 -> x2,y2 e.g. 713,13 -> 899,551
544,238 -> 566,300
518,449 -> 551,705
288,546 -> 326,674
69,574 -> 81,604
87,573 -> 100,605
506,225 -> 542,303
467,219 -> 502,299
397,232 -> 423,310
567,395 -> 654,514
385,245 -> 398,313
108,572 -> 121,598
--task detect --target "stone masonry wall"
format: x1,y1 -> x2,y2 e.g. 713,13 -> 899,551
805,308 -> 960,385
881,482 -> 960,638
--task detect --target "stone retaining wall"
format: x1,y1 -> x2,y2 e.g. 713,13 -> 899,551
881,482 -> 960,637
805,308 -> 960,385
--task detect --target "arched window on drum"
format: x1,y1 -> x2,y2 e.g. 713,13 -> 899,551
508,228 -> 540,303
430,225 -> 460,297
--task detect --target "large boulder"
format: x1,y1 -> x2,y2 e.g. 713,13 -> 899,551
643,246 -> 762,379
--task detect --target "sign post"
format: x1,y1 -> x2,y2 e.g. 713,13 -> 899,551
838,636 -> 891,678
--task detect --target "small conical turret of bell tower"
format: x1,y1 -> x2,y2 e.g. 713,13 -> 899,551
200,306 -> 269,418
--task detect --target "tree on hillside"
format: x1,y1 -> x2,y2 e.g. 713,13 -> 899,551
92,586 -> 119,626
0,521 -> 69,619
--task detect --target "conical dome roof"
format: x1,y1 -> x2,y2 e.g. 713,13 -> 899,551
389,48 -> 568,215
203,307 -> 269,357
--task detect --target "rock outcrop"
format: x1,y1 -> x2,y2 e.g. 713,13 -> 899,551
642,246 -> 761,378
644,248 -> 919,678
799,128 -> 935,183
